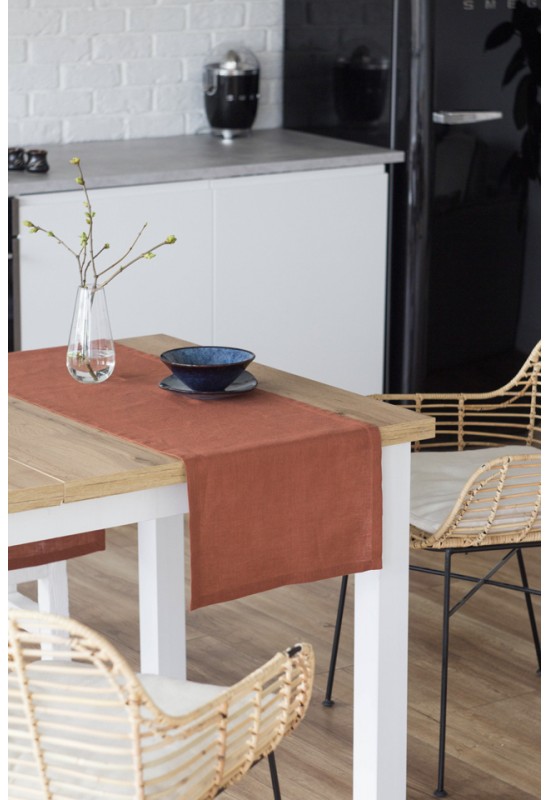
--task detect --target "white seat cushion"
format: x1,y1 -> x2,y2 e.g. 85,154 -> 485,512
139,673 -> 227,715
410,445 -> 540,534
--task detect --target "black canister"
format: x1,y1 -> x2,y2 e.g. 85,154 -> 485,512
25,149 -> 50,173
203,45 -> 260,140
333,46 -> 389,125
8,147 -> 27,171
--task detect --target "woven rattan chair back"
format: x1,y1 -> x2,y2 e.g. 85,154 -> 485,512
8,610 -> 314,800
374,340 -> 541,452
410,451 -> 541,550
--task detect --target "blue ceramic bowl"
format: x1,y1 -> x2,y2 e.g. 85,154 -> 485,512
160,346 -> 256,392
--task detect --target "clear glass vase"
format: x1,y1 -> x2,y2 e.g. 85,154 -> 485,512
66,286 -> 115,384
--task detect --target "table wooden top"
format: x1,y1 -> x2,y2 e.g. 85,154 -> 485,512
9,334 -> 435,513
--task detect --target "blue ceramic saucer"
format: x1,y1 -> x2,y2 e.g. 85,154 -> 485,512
159,370 -> 257,400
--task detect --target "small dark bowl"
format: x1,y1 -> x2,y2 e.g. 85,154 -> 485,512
160,346 -> 255,392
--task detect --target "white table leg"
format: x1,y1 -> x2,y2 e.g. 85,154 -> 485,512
10,485 -> 189,679
8,562 -> 68,616
138,514 -> 187,680
353,442 -> 411,800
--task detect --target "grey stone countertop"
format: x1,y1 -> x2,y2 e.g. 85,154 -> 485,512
8,129 -> 404,196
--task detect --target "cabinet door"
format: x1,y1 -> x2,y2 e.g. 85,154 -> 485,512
17,181 -> 213,350
213,166 -> 388,394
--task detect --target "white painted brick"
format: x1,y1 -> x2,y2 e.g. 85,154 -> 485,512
30,36 -> 91,64
9,9 -> 61,35
63,116 -> 126,142
32,89 -> 93,116
256,51 -> 282,79
126,59 -> 182,86
254,102 -> 281,129
9,123 -> 24,146
9,0 -> 286,145
211,28 -> 266,52
155,82 -> 203,113
8,92 -> 28,119
95,87 -> 153,114
247,2 -> 282,28
96,0 -> 150,6
186,110 -> 210,136
189,4 -> 245,30
93,34 -> 152,60
64,10 -> 126,35
129,7 -> 187,33
127,113 -> 185,138
9,38 -> 28,64
17,118 -> 63,146
265,77 -> 282,104
62,62 -> 121,89
154,31 -> 211,58
186,55 -> 208,78
31,0 -> 89,7
267,27 -> 284,51
10,64 -> 59,92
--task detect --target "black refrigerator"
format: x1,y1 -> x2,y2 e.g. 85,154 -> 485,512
283,0 -> 541,392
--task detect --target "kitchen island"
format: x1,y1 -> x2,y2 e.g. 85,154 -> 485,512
10,129 -> 403,394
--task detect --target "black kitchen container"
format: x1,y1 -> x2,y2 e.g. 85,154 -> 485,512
203,45 -> 260,140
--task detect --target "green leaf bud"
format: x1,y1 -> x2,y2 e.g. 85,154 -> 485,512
70,157 -> 81,165
143,252 -> 156,260
47,231 -> 55,237
75,176 -> 85,185
23,220 -> 34,227
165,235 -> 177,244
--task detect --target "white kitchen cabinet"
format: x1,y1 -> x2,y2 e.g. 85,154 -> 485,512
213,166 -> 388,394
17,181 -> 213,350
16,164 -> 388,394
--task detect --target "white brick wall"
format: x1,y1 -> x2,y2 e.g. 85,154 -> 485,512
8,0 -> 284,145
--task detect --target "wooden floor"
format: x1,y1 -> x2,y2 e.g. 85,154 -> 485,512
27,524 -> 540,800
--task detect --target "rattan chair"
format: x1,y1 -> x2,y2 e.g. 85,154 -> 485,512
323,341 -> 541,797
8,609 -> 314,800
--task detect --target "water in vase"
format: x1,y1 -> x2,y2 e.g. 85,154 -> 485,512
66,345 -> 115,383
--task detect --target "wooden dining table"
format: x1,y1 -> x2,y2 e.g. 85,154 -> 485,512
8,333 -> 434,800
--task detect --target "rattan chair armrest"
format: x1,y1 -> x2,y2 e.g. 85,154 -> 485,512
371,342 -> 541,451
413,452 -> 541,550
142,643 -> 315,729
137,643 -> 315,797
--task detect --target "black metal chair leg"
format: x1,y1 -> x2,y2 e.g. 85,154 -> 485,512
434,550 -> 452,798
323,574 -> 349,707
268,751 -> 282,800
516,548 -> 541,672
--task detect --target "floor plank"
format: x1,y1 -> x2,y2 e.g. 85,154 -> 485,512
20,524 -> 540,799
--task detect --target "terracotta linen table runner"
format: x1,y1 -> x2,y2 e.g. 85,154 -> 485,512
9,344 -> 382,609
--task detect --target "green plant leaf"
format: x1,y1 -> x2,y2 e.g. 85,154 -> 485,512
513,73 -> 530,129
502,47 -> 526,85
484,21 -> 514,50
521,130 -> 540,181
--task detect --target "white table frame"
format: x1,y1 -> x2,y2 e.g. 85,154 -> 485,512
8,442 -> 411,800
